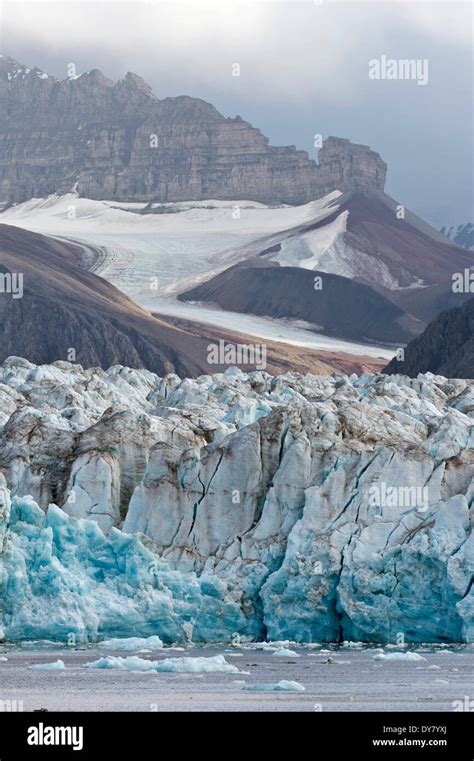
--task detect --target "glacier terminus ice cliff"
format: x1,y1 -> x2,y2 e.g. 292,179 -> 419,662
0,357 -> 472,645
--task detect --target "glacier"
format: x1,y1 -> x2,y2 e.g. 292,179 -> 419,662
0,192 -> 393,360
0,357 -> 473,644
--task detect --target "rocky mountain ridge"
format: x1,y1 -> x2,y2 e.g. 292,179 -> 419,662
0,54 -> 386,204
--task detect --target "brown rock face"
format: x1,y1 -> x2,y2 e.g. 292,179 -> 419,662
0,55 -> 387,204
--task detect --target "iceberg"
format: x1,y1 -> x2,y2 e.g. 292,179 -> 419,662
85,654 -> 240,673
244,680 -> 305,692
154,655 -> 241,673
85,656 -> 157,672
373,652 -> 426,662
29,660 -> 65,670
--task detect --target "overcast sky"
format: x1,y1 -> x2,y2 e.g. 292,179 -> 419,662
1,0 -> 472,227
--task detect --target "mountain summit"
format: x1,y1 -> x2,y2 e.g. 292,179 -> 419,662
0,55 -> 386,204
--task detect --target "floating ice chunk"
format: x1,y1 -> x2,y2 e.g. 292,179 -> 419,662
0,656 -> 7,661
29,659 -> 65,670
85,653 -> 241,673
99,636 -> 164,651
244,680 -> 305,692
374,652 -> 426,662
272,648 -> 300,657
240,642 -> 274,651
267,640 -> 295,648
85,656 -> 156,671
155,655 -> 240,673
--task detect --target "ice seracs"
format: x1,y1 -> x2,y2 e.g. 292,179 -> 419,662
0,357 -> 472,644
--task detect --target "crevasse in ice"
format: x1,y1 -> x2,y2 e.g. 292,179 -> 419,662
0,479 -> 472,644
0,360 -> 473,644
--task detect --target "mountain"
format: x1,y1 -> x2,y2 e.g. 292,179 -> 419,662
0,360 -> 472,642
0,223 -> 383,376
0,223 -> 208,375
245,188 -> 473,292
384,298 -> 474,378
441,222 -> 474,250
179,257 -> 423,345
179,189 -> 473,343
0,54 -> 386,204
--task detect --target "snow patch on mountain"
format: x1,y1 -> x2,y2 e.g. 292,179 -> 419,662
0,191 -> 340,237
269,219 -> 398,288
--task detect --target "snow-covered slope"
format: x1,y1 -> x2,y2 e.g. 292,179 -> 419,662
0,357 -> 472,643
2,190 -> 470,300
1,191 -> 367,344
0,191 -> 338,236
3,190 -> 470,364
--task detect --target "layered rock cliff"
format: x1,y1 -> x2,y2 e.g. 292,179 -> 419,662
0,54 -> 386,204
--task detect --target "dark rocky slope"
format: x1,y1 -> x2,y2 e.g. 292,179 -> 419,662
0,223 -> 210,375
179,189 -> 472,344
179,257 -> 423,345
337,191 -> 473,290
384,298 -> 474,378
